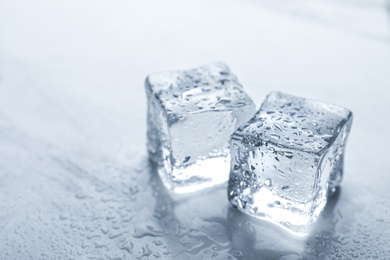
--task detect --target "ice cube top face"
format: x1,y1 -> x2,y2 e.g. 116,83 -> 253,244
228,91 -> 353,235
146,62 -> 256,193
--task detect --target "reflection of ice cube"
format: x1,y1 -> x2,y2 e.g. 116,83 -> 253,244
145,62 -> 256,193
228,91 -> 353,235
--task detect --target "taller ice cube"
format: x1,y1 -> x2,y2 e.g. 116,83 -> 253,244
146,62 -> 256,193
228,91 -> 353,234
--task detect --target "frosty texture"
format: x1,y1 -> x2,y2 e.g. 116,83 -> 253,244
228,91 -> 353,234
146,62 -> 256,193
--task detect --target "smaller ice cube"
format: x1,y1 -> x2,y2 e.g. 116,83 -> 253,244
228,91 -> 353,234
146,62 -> 256,193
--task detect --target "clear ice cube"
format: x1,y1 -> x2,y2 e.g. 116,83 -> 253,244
146,62 -> 256,193
228,91 -> 353,235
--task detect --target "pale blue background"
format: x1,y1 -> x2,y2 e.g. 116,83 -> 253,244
0,0 -> 390,259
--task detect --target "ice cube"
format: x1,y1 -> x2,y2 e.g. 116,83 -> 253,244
228,91 -> 353,235
145,62 -> 256,193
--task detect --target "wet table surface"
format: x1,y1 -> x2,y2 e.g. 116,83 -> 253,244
1,0 -> 390,259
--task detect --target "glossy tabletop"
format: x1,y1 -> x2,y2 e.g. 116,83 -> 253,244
1,0 -> 390,259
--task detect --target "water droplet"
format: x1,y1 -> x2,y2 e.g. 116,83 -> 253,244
285,151 -> 294,159
268,134 -> 280,140
273,123 -> 285,132
234,250 -> 243,257
242,171 -> 250,178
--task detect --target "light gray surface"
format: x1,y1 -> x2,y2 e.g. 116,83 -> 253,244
0,0 -> 390,259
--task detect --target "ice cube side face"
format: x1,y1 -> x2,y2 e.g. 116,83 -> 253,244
146,62 -> 256,193
228,91 -> 353,235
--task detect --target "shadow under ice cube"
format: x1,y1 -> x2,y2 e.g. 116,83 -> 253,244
146,62 -> 256,193
228,91 -> 353,235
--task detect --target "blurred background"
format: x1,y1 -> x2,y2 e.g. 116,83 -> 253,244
0,0 -> 390,259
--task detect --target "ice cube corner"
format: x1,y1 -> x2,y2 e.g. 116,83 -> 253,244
145,62 -> 256,193
228,91 -> 353,235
